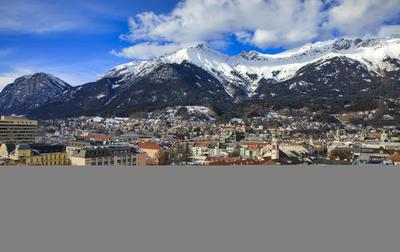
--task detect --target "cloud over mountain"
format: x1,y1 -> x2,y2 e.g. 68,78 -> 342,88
114,0 -> 400,59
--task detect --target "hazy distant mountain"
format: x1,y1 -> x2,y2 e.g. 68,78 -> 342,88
0,73 -> 71,116
1,37 -> 399,119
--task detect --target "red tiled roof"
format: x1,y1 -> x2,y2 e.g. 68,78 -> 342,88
390,152 -> 400,162
194,141 -> 208,147
139,142 -> 160,150
248,144 -> 258,151
82,135 -> 110,141
206,157 -> 274,166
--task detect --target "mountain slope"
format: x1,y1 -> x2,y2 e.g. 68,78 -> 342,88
106,37 -> 400,96
29,62 -> 234,118
4,37 -> 399,119
255,56 -> 380,98
0,73 -> 71,116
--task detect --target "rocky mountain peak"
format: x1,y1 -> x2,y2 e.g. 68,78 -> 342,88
0,73 -> 71,115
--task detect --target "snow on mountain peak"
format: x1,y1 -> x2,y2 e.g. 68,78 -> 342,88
162,43 -> 229,64
105,37 -> 400,95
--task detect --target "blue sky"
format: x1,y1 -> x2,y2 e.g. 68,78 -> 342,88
0,0 -> 399,90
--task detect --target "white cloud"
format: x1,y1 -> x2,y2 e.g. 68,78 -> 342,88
117,0 -> 323,57
0,67 -> 33,92
326,0 -> 400,36
0,1 -> 119,34
110,42 -> 196,60
0,77 -> 15,91
378,25 -> 400,38
0,2 -> 80,33
113,0 -> 400,59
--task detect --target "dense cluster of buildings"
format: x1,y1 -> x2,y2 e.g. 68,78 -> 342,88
0,114 -> 400,166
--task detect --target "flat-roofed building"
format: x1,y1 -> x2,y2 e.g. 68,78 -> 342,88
0,116 -> 38,144
70,146 -> 146,166
66,139 -> 105,160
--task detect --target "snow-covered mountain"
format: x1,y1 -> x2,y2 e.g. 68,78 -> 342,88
0,73 -> 71,115
1,37 -> 399,119
105,37 -> 400,96
30,61 -> 234,119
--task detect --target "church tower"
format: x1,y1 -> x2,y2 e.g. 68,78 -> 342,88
271,129 -> 279,160
271,139 -> 279,160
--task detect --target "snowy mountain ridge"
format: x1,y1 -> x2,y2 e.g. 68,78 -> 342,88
1,37 -> 399,120
106,37 -> 400,96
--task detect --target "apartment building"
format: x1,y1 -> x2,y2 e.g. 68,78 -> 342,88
66,139 -> 104,160
0,116 -> 38,144
70,146 -> 146,166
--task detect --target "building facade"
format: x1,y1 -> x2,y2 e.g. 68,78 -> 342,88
0,116 -> 38,144
0,143 -> 67,166
66,140 -> 104,161
70,146 -> 146,166
26,145 -> 68,166
139,142 -> 169,165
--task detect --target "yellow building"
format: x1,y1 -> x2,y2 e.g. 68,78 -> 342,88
0,143 -> 67,166
0,116 -> 38,144
26,145 -> 68,166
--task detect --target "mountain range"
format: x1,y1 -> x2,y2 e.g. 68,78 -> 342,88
0,37 -> 399,121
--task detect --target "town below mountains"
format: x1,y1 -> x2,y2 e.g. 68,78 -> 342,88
1,37 -> 400,166
0,37 -> 399,126
1,113 -> 400,166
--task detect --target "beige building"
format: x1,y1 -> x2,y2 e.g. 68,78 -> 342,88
138,142 -> 169,165
0,116 -> 38,144
70,146 -> 146,166
66,140 -> 94,160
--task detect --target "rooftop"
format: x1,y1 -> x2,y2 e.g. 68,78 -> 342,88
139,142 -> 160,150
0,116 -> 38,126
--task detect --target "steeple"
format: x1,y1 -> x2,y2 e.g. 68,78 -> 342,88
271,129 -> 279,160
